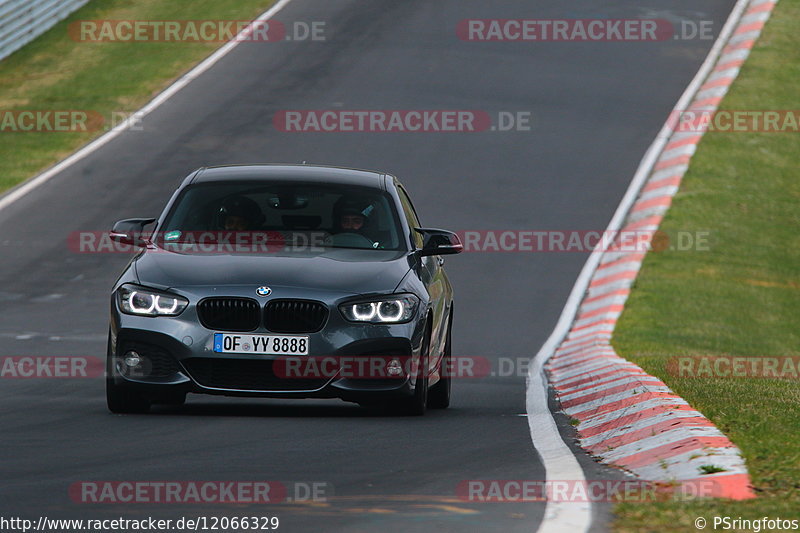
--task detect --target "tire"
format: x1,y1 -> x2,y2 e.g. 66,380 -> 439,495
106,338 -> 151,414
153,393 -> 186,406
397,325 -> 431,416
427,313 -> 452,409
106,378 -> 151,414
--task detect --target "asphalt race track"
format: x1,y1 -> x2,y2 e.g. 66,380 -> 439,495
0,1 -> 737,531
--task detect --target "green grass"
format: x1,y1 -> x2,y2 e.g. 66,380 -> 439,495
0,0 -> 277,192
611,0 -> 800,530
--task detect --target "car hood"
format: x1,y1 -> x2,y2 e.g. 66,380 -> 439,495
133,246 -> 413,295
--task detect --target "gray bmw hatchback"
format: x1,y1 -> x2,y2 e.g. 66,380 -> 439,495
106,164 -> 462,415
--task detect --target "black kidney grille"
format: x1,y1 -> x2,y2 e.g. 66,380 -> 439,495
197,298 -> 260,332
182,358 -> 326,391
264,300 -> 328,333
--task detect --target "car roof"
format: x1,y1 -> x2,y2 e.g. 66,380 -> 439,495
190,164 -> 387,189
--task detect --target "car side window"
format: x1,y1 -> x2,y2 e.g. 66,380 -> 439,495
397,185 -> 424,249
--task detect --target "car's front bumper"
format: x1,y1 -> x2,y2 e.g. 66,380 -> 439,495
108,286 -> 428,404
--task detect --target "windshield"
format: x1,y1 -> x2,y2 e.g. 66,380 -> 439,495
157,181 -> 405,251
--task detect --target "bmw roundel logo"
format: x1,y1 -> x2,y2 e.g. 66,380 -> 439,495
256,286 -> 272,297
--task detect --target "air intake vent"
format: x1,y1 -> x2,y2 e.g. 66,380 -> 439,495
264,300 -> 328,333
197,298 -> 260,332
182,358 -> 327,391
118,341 -> 179,377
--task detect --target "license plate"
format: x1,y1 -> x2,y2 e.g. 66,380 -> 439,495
213,333 -> 309,355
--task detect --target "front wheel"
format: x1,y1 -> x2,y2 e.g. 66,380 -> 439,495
106,378 -> 151,414
427,314 -> 452,409
397,326 -> 431,416
106,342 -> 150,414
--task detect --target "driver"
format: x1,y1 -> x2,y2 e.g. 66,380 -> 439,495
217,196 -> 264,231
332,197 -> 374,238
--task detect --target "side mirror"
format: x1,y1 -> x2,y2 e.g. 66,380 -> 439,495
415,228 -> 463,257
110,218 -> 156,247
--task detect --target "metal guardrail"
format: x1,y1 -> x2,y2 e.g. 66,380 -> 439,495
0,0 -> 89,62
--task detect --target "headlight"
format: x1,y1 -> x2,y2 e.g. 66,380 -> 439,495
340,295 -> 419,323
117,284 -> 188,317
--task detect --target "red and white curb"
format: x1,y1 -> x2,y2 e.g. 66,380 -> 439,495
543,0 -> 779,501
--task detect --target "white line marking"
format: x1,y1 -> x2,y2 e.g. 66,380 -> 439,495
527,348 -> 592,533
0,0 -> 296,213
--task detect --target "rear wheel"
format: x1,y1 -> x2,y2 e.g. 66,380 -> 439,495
427,314 -> 452,409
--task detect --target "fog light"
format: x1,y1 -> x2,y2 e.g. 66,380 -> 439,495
386,358 -> 403,377
123,351 -> 141,368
